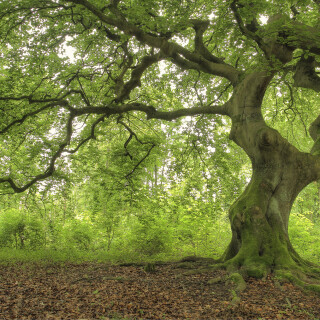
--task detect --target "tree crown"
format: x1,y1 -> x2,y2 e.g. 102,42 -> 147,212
0,0 -> 320,193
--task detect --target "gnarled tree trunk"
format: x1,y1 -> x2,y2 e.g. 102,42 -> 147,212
221,72 -> 320,281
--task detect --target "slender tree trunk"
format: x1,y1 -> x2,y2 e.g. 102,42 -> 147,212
154,165 -> 158,191
221,72 -> 320,277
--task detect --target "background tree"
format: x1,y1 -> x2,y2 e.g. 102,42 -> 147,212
1,0 -> 320,287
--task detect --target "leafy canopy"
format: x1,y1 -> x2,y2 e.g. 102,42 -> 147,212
0,0 -> 319,193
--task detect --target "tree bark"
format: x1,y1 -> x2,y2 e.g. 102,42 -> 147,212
221,72 -> 320,278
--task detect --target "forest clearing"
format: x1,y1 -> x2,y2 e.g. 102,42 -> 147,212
1,0 -> 320,318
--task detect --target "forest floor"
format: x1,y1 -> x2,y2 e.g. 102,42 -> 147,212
0,260 -> 319,319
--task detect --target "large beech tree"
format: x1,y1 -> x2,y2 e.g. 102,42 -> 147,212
1,0 -> 320,286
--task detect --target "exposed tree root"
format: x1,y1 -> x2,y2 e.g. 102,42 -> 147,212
179,253 -> 320,295
218,252 -> 320,295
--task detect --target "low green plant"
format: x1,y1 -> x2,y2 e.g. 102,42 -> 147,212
289,212 -> 320,263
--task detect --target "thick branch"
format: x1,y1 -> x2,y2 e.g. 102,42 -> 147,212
2,101 -> 227,141
263,18 -> 320,63
192,19 -> 224,64
231,3 -> 295,64
69,100 -> 230,120
293,56 -> 320,92
115,51 -> 165,102
116,102 -> 230,120
0,96 -> 229,193
67,0 -> 240,84
283,22 -> 320,56
231,2 -> 320,65
230,1 -> 262,45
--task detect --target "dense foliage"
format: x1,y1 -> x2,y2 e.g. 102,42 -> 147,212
0,137 -> 319,264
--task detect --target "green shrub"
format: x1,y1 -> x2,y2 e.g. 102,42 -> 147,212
0,209 -> 45,249
130,221 -> 170,256
60,220 -> 94,251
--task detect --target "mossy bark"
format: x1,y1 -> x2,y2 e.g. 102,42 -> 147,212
222,165 -> 312,278
221,72 -> 320,284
